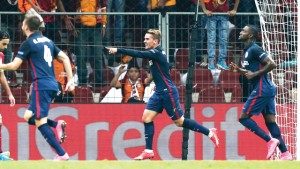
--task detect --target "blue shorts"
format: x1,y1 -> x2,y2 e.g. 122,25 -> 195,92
242,95 -> 276,116
146,89 -> 183,121
28,90 -> 57,119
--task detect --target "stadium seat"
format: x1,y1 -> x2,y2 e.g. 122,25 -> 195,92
1,87 -> 28,104
99,85 -> 112,102
229,85 -> 243,103
177,85 -> 186,103
193,69 -> 214,91
198,86 -> 226,103
73,86 -> 94,103
218,70 -> 240,90
170,68 -> 181,85
89,67 -> 115,88
176,85 -> 198,103
175,48 -> 189,73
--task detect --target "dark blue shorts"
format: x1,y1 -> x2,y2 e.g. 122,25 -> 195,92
146,89 -> 183,121
28,90 -> 57,119
242,94 -> 276,116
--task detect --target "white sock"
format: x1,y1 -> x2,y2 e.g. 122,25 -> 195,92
144,149 -> 153,153
208,130 -> 213,138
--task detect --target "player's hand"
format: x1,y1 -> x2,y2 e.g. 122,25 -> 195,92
8,94 -> 15,107
65,80 -> 75,92
244,70 -> 256,80
106,47 -> 117,54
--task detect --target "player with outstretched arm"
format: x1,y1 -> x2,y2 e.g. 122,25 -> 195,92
0,15 -> 75,161
107,29 -> 219,160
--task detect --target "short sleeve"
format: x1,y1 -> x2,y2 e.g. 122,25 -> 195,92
53,44 -> 61,58
256,47 -> 268,62
16,41 -> 31,60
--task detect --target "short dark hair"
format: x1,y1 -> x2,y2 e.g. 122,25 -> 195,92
127,59 -> 140,71
0,30 -> 10,40
24,14 -> 41,32
247,25 -> 259,40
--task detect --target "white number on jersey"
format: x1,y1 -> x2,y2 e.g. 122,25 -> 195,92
44,45 -> 53,67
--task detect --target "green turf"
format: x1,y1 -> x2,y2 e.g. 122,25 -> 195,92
0,161 -> 299,169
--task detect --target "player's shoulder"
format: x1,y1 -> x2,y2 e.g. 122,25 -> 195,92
149,49 -> 159,54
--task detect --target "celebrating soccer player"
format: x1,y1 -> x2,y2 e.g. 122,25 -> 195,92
0,15 -> 75,161
229,25 -> 292,160
107,29 -> 220,160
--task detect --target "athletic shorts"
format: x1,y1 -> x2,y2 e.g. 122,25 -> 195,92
28,90 -> 57,119
242,95 -> 276,115
146,89 -> 183,121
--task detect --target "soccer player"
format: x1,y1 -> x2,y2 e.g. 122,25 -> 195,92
0,15 -> 75,161
0,30 -> 16,161
229,25 -> 292,160
107,29 -> 219,160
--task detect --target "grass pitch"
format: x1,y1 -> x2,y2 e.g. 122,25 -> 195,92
0,161 -> 299,169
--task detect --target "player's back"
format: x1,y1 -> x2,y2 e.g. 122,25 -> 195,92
17,32 -> 59,91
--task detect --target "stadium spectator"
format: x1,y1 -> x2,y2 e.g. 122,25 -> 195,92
148,0 -> 177,64
236,0 -> 259,27
200,0 -> 240,70
38,0 -> 75,41
190,0 -> 208,64
229,25 -> 292,160
110,60 -> 152,103
54,48 -> 76,103
107,29 -> 219,160
105,0 -> 125,66
106,0 -> 125,46
74,0 -> 107,87
0,15 -> 75,161
17,0 -> 45,31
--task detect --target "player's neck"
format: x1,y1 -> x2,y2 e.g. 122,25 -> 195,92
26,31 -> 35,38
244,39 -> 255,47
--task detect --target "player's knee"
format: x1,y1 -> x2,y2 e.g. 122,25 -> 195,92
23,110 -> 33,122
174,116 -> 184,127
174,120 -> 183,127
141,115 -> 152,123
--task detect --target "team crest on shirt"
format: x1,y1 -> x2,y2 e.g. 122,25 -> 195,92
244,51 -> 249,58
243,61 -> 249,66
149,60 -> 153,66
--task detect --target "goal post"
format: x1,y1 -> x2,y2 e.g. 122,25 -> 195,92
254,0 -> 298,160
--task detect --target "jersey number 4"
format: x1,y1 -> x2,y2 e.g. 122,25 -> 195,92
44,45 -> 53,67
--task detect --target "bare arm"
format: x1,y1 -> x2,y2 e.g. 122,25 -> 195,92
200,0 -> 212,16
228,0 -> 240,16
0,71 -> 15,106
57,0 -> 75,31
110,65 -> 126,88
229,55 -> 276,79
244,55 -> 277,80
0,57 -> 23,71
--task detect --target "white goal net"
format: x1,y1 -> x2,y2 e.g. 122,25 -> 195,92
254,0 -> 298,160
